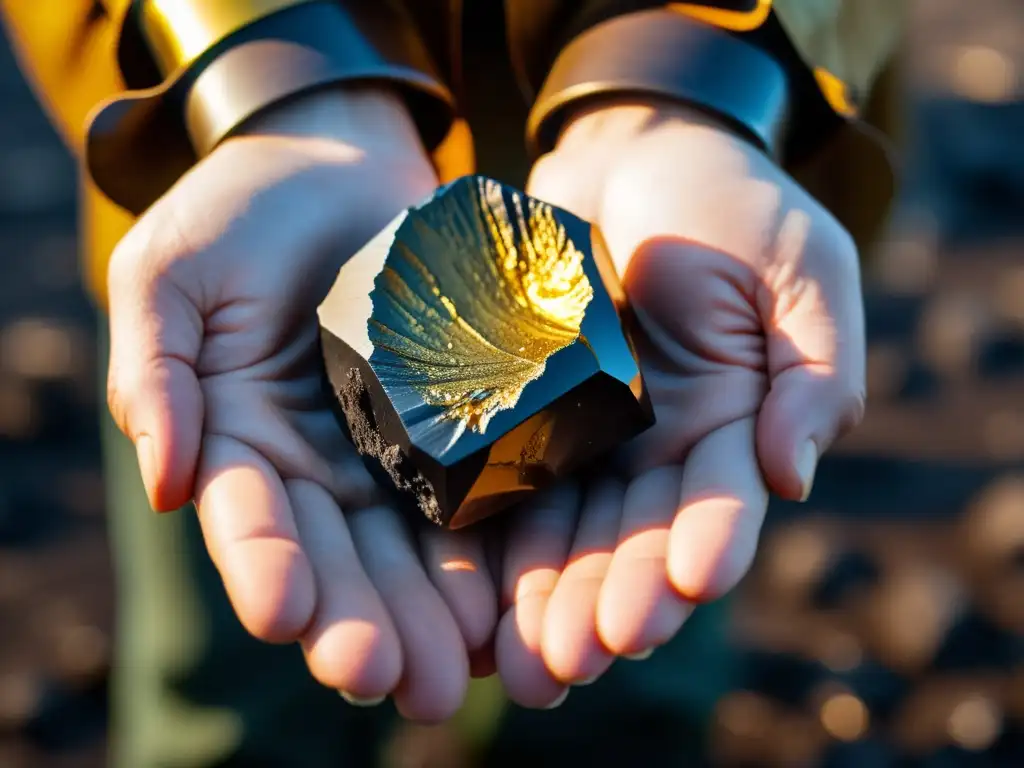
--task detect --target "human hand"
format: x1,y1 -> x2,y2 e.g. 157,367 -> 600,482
494,100 -> 866,706
105,87 -> 496,721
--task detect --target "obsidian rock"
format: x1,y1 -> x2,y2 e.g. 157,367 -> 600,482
318,175 -> 654,528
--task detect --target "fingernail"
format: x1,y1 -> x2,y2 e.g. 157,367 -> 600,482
573,674 -> 600,687
543,689 -> 570,709
135,434 -> 157,508
624,647 -> 654,661
338,691 -> 386,707
796,440 -> 818,502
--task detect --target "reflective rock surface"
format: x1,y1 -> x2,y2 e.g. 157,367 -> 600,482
319,175 -> 654,528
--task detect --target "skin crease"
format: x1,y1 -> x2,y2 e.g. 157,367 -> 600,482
106,84 -> 865,719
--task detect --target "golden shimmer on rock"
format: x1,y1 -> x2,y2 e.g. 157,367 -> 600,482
318,175 -> 653,528
368,176 -> 593,447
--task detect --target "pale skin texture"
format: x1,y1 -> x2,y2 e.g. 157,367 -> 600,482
106,86 -> 865,719
497,100 -> 866,707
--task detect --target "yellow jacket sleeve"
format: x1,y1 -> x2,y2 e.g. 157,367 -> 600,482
0,0 -> 124,155
524,0 -> 904,248
0,0 -> 456,307
670,0 -> 906,248
770,0 -> 905,248
3,0 -> 455,216
772,0 -> 903,115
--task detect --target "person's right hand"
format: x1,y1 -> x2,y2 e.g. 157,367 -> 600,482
105,86 -> 497,722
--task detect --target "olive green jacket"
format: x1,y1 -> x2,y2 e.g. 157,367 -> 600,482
1,0 -> 903,306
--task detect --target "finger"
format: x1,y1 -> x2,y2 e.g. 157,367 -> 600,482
541,477 -> 624,684
348,506 -> 469,723
419,526 -> 498,652
668,417 -> 768,602
495,483 -> 579,708
597,466 -> 690,656
107,227 -> 204,512
200,381 -> 376,509
756,213 -> 866,500
288,480 -> 402,703
195,435 -> 316,643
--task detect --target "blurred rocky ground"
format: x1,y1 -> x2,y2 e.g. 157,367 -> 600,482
1,1 -> 1024,766
713,2 -> 1024,765
0,14 -> 109,767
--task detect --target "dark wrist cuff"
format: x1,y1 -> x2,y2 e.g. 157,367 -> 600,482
181,3 -> 453,156
526,9 -> 789,160
86,0 -> 454,215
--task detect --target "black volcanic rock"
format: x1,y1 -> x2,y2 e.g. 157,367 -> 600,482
318,175 -> 654,528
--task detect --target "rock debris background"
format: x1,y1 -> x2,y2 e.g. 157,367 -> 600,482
1,1 -> 1024,765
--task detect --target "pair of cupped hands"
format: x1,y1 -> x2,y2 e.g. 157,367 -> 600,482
106,86 -> 865,721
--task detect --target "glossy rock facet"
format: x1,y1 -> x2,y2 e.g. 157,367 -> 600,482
318,175 -> 654,528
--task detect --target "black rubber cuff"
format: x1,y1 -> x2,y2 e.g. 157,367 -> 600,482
86,1 -> 453,215
182,3 -> 453,156
526,9 -> 789,160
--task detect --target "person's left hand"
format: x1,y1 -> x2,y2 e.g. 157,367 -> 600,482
492,100 -> 867,707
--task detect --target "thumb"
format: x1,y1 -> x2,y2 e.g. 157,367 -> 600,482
756,366 -> 864,502
106,227 -> 205,512
755,215 -> 866,502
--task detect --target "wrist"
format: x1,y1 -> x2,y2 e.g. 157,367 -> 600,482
176,2 -> 452,158
87,0 -> 452,215
235,85 -> 429,160
526,10 -> 789,163
553,97 -> 752,158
